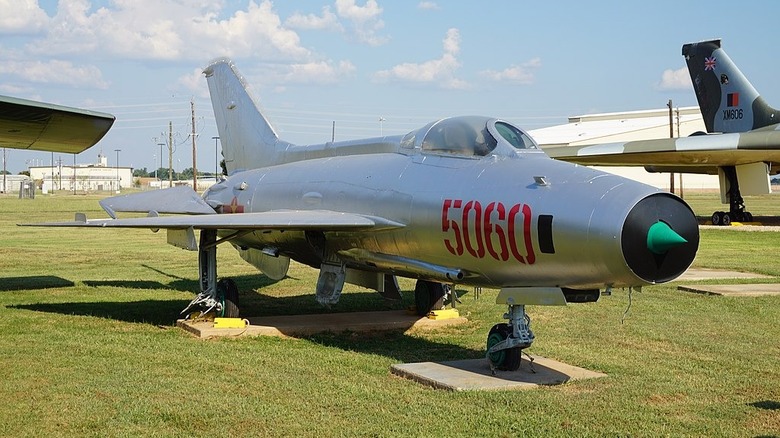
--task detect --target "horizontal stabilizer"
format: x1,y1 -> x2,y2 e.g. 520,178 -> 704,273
99,186 -> 216,218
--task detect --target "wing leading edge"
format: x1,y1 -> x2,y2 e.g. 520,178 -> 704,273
25,209 -> 406,231
0,95 -> 115,153
545,130 -> 780,173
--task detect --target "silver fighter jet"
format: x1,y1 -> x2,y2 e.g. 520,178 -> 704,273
33,59 -> 699,371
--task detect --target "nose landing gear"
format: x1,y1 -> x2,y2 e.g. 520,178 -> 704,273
486,304 -> 534,372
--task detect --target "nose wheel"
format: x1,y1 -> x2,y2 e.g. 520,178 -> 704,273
486,324 -> 521,371
486,304 -> 534,372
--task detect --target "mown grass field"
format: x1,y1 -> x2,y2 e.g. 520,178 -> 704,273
0,190 -> 778,437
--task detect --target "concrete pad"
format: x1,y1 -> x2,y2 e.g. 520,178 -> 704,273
678,283 -> 780,297
676,268 -> 772,281
178,310 -> 467,339
391,356 -> 607,391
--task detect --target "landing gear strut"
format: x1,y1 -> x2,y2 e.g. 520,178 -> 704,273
486,304 -> 534,372
181,229 -> 240,318
711,166 -> 754,225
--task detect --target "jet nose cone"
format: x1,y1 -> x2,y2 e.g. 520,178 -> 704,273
646,221 -> 688,255
622,193 -> 699,284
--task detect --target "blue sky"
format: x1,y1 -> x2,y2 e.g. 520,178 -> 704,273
1,0 -> 778,174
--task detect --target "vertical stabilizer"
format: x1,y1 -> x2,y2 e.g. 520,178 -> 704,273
203,58 -> 291,174
682,39 -> 779,133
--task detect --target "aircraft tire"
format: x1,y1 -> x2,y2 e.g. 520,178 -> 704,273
722,213 -> 731,226
486,323 -> 521,371
414,280 -> 446,316
217,278 -> 240,318
711,212 -> 722,226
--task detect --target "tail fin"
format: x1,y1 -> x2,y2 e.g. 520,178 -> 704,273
203,58 -> 290,174
682,39 -> 779,133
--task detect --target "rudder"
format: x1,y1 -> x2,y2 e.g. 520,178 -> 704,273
203,58 -> 291,174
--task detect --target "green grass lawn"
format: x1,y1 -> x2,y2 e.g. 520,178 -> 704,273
0,191 -> 778,437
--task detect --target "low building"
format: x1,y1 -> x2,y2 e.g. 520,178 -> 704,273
29,153 -> 133,193
0,174 -> 32,194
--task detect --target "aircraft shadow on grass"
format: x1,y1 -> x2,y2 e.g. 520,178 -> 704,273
0,276 -> 74,292
749,400 -> 780,411
12,299 -> 190,327
11,273 -> 483,362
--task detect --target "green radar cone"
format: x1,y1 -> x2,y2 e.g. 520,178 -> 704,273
646,221 -> 688,255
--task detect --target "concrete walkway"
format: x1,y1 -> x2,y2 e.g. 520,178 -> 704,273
391,356 -> 607,391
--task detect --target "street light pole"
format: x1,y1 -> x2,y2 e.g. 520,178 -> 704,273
157,143 -> 164,189
114,148 -> 121,193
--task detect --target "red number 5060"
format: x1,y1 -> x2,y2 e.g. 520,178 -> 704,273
441,199 -> 535,264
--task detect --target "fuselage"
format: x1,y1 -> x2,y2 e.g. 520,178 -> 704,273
204,121 -> 698,290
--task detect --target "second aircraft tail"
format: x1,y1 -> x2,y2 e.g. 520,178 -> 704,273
682,39 -> 779,133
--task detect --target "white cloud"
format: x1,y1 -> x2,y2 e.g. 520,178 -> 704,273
284,60 -> 356,84
417,2 -> 440,10
480,57 -> 541,85
0,59 -> 109,89
373,28 -> 465,89
27,0 -> 311,62
335,0 -> 388,46
657,67 -> 692,90
285,6 -> 343,32
176,68 -> 210,98
0,0 -> 49,34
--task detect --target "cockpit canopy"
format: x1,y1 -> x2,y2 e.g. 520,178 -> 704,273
400,116 -> 538,157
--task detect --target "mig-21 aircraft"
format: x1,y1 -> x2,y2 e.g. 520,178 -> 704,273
547,39 -> 780,226
32,59 -> 699,371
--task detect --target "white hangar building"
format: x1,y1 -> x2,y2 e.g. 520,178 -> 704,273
529,106 -> 719,191
29,153 -> 133,193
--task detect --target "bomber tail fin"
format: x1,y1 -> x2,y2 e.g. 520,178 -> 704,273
682,39 -> 779,133
203,58 -> 291,175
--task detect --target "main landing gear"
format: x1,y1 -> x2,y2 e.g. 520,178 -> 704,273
413,280 -> 448,316
181,229 -> 240,318
711,166 -> 754,226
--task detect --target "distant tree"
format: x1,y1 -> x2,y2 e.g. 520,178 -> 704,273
133,167 -> 149,177
179,167 -> 194,179
154,167 -> 176,180
0,170 -> 10,175
18,171 -> 30,176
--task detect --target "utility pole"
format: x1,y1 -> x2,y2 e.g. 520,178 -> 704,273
675,106 -> 684,199
168,121 -> 173,186
2,148 -> 6,194
212,136 -> 220,179
667,100 -> 675,194
191,100 -> 198,190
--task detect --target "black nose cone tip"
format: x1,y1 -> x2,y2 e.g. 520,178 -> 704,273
621,193 -> 700,283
